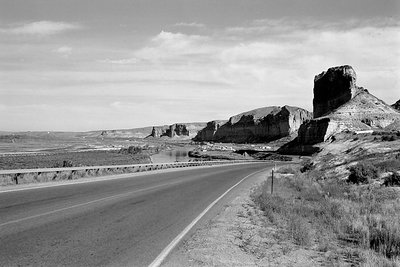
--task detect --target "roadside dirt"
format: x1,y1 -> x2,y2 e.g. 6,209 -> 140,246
163,170 -> 325,267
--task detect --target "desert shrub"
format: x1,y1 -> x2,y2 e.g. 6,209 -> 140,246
53,160 -> 74,168
63,160 -> 74,167
119,146 -> 143,155
277,165 -> 297,174
374,159 -> 400,173
321,180 -> 350,199
251,184 -> 285,222
382,135 -> 397,142
359,250 -> 399,267
303,185 -> 324,202
300,161 -> 314,173
252,166 -> 400,262
348,163 -> 379,184
288,215 -> 312,246
369,218 -> 400,259
285,175 -> 308,192
383,172 -> 400,187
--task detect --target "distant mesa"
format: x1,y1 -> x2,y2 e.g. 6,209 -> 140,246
149,124 -> 190,138
280,65 -> 400,154
194,106 -> 312,143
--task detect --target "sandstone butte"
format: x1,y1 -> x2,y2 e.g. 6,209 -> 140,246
194,105 -> 312,143
279,65 -> 400,154
392,99 -> 400,111
147,123 -> 207,139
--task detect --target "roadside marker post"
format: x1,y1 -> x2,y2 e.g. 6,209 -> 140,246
271,169 -> 274,194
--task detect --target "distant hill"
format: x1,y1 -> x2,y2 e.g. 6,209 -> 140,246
80,122 -> 207,139
0,122 -> 208,140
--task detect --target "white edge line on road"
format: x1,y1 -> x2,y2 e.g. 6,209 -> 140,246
0,162 -> 266,194
148,167 -> 268,267
0,180 -> 185,228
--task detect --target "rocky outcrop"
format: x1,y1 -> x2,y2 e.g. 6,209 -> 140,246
392,100 -> 400,111
313,65 -> 362,118
165,124 -> 189,137
280,65 -> 400,155
194,106 -> 312,143
194,120 -> 226,141
148,123 -> 196,138
150,127 -> 163,138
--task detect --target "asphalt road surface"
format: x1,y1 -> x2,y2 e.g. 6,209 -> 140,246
0,162 -> 269,266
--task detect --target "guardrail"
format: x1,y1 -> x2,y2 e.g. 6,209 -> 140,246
0,160 -> 265,186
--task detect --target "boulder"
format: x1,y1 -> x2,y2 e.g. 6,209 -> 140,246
194,106 -> 312,143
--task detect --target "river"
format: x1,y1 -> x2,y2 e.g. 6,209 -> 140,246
150,147 -> 192,163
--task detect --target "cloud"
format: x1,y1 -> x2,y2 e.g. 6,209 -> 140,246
100,58 -> 139,65
54,46 -> 73,57
150,31 -> 209,49
0,21 -> 81,36
174,22 -> 205,28
96,20 -> 399,102
225,17 -> 400,39
101,31 -> 213,66
2,18 -> 399,131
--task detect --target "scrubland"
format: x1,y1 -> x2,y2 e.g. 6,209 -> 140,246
251,161 -> 400,266
0,148 -> 154,170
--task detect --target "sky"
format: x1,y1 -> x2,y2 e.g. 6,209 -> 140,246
0,0 -> 399,132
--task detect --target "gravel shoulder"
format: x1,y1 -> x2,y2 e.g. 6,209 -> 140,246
163,165 -> 324,267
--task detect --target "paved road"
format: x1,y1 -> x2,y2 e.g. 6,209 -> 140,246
0,162 -> 269,266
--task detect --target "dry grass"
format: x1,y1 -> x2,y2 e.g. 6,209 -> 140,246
251,166 -> 400,266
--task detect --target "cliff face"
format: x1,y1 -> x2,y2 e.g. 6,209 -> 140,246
280,65 -> 400,154
194,106 -> 312,143
194,120 -> 227,141
393,100 -> 400,111
313,65 -> 361,118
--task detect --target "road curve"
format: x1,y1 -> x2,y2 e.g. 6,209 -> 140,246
0,162 -> 269,266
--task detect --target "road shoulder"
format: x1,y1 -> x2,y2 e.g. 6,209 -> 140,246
162,168 -> 268,266
163,165 -> 325,266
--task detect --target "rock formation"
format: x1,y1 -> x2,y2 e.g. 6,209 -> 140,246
194,106 -> 312,143
150,127 -> 163,138
279,65 -> 400,154
194,120 -> 227,141
165,124 -> 189,137
148,123 -> 194,138
392,100 -> 400,111
313,65 -> 362,118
